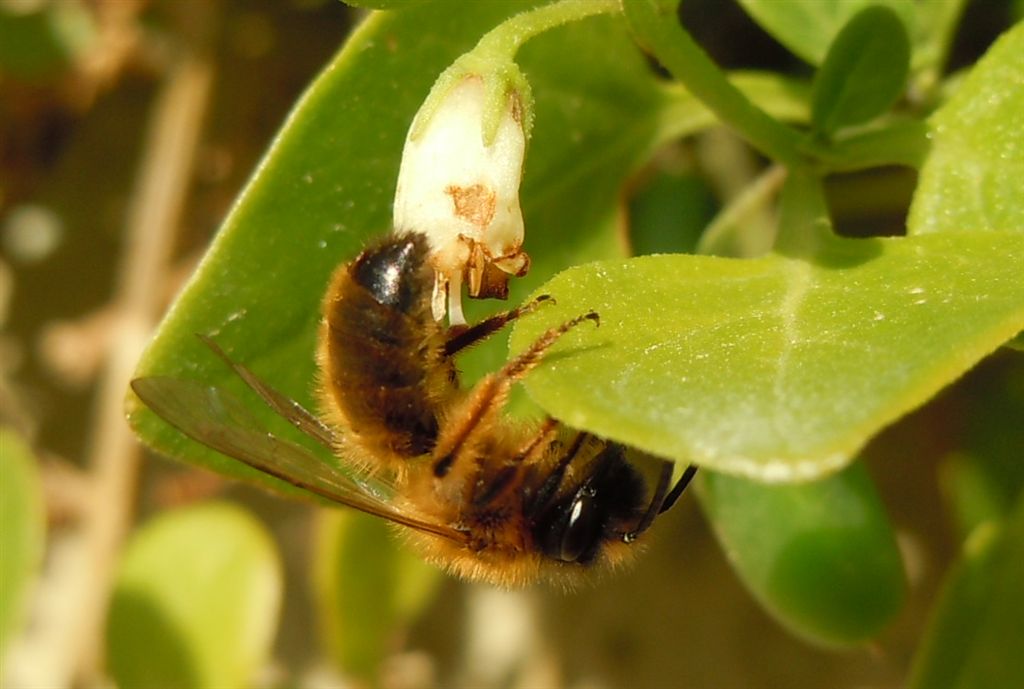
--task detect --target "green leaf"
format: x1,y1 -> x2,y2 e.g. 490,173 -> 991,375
106,502 -> 282,689
0,2 -> 95,79
810,5 -> 910,136
340,0 -> 426,9
312,510 -> 441,680
940,453 -> 1011,541
508,231 -> 1024,480
628,169 -> 715,256
908,498 -> 1024,689
0,428 -> 45,654
736,0 -> 916,66
699,462 -> 905,645
128,1 -> 671,489
908,22 -> 1024,235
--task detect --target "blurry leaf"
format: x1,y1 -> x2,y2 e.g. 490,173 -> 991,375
313,510 -> 440,680
128,1 -> 671,489
0,2 -> 95,79
0,428 -> 45,653
106,502 -> 282,689
940,453 -> 1011,541
509,231 -> 1024,480
699,462 -> 905,645
908,22 -> 1024,235
911,0 -> 970,76
908,498 -> 1024,689
810,5 -> 910,136
939,358 -> 1024,538
627,168 -> 715,256
736,0 -> 916,66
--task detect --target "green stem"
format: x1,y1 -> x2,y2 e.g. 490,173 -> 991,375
698,165 -> 787,257
414,0 -> 621,144
803,120 -> 930,172
476,0 -> 621,58
623,0 -> 804,168
776,167 -> 835,259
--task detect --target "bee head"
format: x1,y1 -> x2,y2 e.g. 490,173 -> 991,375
531,446 -> 648,564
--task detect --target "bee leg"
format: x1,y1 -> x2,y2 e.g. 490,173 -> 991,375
432,313 -> 598,479
443,294 -> 555,357
471,418 -> 560,508
499,310 -> 599,381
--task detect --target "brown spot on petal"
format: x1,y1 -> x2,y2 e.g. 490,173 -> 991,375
445,183 -> 496,228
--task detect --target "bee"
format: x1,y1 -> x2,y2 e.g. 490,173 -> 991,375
132,232 -> 696,587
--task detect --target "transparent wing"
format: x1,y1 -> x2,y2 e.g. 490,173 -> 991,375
131,376 -> 466,544
197,334 -> 338,451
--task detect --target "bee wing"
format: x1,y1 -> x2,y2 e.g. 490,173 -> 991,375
131,376 -> 467,544
197,334 -> 338,451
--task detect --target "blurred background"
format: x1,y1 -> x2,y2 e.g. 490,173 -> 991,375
2,0 -> 1022,687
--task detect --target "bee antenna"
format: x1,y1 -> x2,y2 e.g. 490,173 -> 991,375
622,461 -> 699,543
658,464 -> 698,515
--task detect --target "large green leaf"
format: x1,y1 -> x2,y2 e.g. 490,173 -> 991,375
509,231 -> 1024,480
127,1 -> 671,488
908,21 -> 1024,235
0,428 -> 45,654
699,462 -> 905,645
908,498 -> 1024,689
106,502 -> 282,689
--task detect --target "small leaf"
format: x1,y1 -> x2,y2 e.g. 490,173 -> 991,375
509,231 -> 1024,480
811,5 -> 910,136
106,502 -> 282,689
908,498 -> 1024,689
699,462 -> 906,645
0,428 -> 46,653
312,510 -> 441,680
736,0 -> 917,66
908,22 -> 1024,235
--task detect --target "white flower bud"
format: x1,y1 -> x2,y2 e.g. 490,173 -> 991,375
393,76 -> 530,325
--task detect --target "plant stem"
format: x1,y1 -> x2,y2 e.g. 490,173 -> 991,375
776,167 -> 835,259
476,0 -> 621,58
69,45 -> 214,689
805,120 -> 930,172
623,0 -> 804,168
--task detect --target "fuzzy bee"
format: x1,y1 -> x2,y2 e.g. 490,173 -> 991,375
132,232 -> 695,587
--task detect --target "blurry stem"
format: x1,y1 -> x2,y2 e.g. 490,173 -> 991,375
776,166 -> 834,259
67,51 -> 214,686
698,164 -> 786,257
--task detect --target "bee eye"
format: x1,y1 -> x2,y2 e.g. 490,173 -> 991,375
555,491 -> 602,563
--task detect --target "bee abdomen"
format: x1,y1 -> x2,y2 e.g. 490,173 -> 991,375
319,232 -> 448,460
